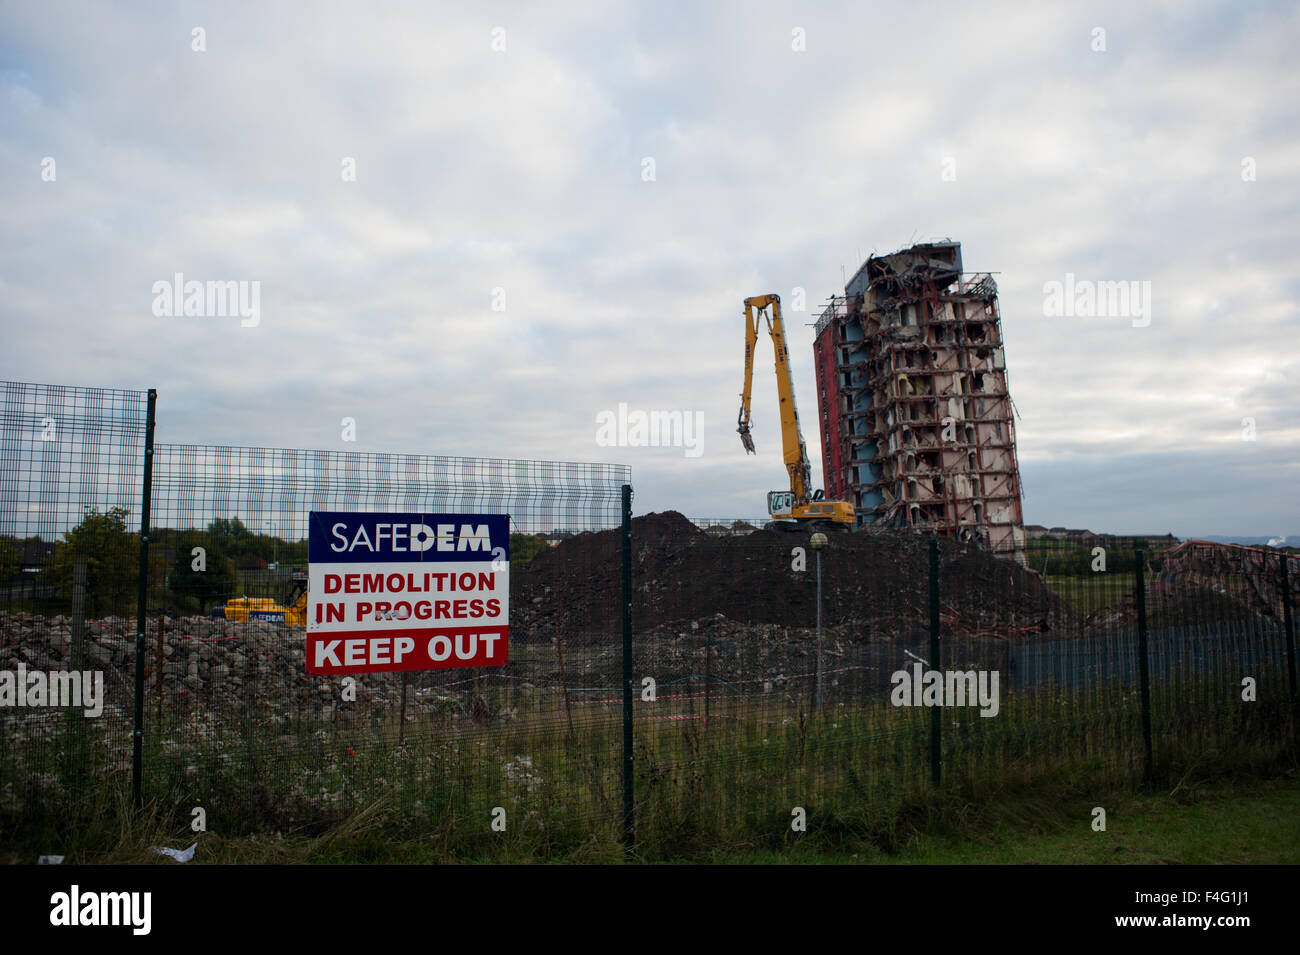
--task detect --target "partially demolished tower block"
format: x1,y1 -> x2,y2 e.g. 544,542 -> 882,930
812,240 -> 1026,562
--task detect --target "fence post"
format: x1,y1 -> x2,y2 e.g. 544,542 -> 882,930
69,556 -> 87,672
65,555 -> 89,787
621,483 -> 634,854
132,388 -> 157,810
1134,542 -> 1154,788
815,546 -> 824,709
156,615 -> 165,730
1282,556 -> 1296,753
928,537 -> 941,788
1282,555 -> 1296,704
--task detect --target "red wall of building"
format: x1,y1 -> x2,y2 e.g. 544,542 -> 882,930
813,324 -> 844,500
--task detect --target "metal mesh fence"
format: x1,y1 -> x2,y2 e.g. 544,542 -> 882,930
2,377 -> 1296,859
1,379 -> 634,853
139,444 -> 629,847
625,523 -> 1296,855
1,381 -> 150,828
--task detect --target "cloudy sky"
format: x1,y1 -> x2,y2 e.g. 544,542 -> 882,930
2,1 -> 1296,538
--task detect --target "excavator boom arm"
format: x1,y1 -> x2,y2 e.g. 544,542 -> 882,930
737,301 -> 759,454
738,294 -> 813,505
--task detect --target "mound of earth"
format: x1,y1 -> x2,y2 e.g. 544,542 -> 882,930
510,511 -> 1070,639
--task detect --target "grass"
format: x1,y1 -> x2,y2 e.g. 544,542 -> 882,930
2,603 -> 1294,865
3,664 -> 1295,863
1045,574 -> 1135,611
7,769 -> 1296,865
712,774 -> 1300,864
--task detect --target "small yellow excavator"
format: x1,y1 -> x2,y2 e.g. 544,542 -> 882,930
212,572 -> 307,626
738,293 -> 855,532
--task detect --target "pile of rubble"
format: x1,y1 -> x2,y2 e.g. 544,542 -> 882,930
511,511 -> 1070,640
0,612 -> 461,723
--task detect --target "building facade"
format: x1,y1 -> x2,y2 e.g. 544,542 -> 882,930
813,240 -> 1026,560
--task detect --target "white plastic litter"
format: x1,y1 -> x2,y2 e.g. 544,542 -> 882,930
37,856 -> 64,865
151,842 -> 197,862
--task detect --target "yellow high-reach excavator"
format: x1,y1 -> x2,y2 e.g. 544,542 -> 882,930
737,293 -> 855,532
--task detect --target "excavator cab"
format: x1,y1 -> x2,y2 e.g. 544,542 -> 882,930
768,491 -> 795,518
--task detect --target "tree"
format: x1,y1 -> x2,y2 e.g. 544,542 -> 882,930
509,533 -> 548,564
169,531 -> 237,613
42,507 -> 138,616
0,535 -> 20,579
207,517 -> 252,555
